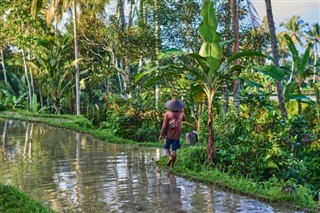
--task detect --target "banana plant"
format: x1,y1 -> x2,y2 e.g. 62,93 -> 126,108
136,0 -> 274,163
283,34 -> 316,115
28,36 -> 74,114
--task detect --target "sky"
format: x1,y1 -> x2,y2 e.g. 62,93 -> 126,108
251,0 -> 320,31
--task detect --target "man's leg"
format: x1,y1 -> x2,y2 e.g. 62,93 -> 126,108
170,140 -> 180,167
165,149 -> 173,166
170,150 -> 176,167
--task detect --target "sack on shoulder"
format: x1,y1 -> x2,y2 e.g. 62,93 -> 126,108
169,118 -> 177,129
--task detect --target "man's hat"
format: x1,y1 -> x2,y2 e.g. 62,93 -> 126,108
165,99 -> 184,111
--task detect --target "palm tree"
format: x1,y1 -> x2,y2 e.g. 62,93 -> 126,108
264,0 -> 287,120
305,23 -> 320,83
29,36 -> 73,114
279,15 -> 308,82
32,0 -> 81,115
280,15 -> 308,47
276,32 -> 291,65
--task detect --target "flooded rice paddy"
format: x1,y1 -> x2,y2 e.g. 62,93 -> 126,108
0,119 -> 302,212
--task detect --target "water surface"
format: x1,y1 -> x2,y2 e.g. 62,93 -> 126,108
0,119 -> 302,212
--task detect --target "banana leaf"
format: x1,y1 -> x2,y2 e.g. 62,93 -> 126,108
313,83 -> 319,104
253,65 -> 286,81
284,81 -> 298,102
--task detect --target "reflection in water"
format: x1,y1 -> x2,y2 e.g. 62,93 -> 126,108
0,119 -> 302,213
23,123 -> 33,160
161,174 -> 184,212
1,121 -> 8,161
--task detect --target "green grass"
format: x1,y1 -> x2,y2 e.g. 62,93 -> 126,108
158,146 -> 318,212
0,184 -> 55,213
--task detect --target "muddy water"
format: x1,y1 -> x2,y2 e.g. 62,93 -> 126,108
0,119 -> 302,213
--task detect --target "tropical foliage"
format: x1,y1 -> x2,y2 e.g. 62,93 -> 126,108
0,0 -> 319,210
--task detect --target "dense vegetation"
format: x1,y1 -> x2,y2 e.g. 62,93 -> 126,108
0,183 -> 55,213
0,0 -> 319,211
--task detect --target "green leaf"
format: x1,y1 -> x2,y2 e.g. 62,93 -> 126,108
198,0 -> 222,73
187,53 -> 210,73
253,65 -> 286,80
290,94 -> 311,102
144,72 -> 179,87
227,51 -> 267,64
284,34 -> 299,65
284,81 -> 298,102
135,65 -> 170,81
313,83 -> 320,104
199,1 -> 219,43
242,78 -> 263,88
299,43 -> 312,71
229,65 -> 246,73
199,43 -> 222,62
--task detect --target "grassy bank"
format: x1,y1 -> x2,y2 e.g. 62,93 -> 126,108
0,184 -> 55,213
0,110 -> 317,212
158,146 -> 318,212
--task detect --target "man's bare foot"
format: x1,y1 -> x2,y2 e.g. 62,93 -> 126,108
170,158 -> 176,168
166,158 -> 173,166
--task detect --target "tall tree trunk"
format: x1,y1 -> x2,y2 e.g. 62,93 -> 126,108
118,59 -> 125,95
104,79 -> 109,96
297,84 -> 302,114
154,0 -> 161,108
39,86 -> 43,108
223,0 -> 231,114
54,96 -> 60,114
22,49 -> 33,108
197,103 -> 204,132
1,48 -> 8,84
207,95 -> 215,163
223,84 -> 229,114
231,0 -> 240,115
69,90 -> 75,114
124,58 -> 131,98
72,0 -> 81,115
144,1 -> 149,25
27,50 -> 34,98
117,0 -> 125,28
128,0 -> 134,30
313,45 -> 318,83
265,0 -> 287,120
138,0 -> 144,26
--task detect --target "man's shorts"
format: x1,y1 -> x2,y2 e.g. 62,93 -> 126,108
163,138 -> 180,151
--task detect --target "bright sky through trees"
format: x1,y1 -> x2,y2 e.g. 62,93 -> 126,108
252,0 -> 320,29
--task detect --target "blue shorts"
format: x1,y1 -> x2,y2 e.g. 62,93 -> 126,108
164,138 -> 180,151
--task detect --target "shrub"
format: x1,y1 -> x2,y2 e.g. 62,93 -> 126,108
104,95 -> 161,142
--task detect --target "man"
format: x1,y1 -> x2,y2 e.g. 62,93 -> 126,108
159,99 -> 186,167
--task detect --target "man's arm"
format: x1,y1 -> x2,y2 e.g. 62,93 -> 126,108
159,113 -> 168,141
